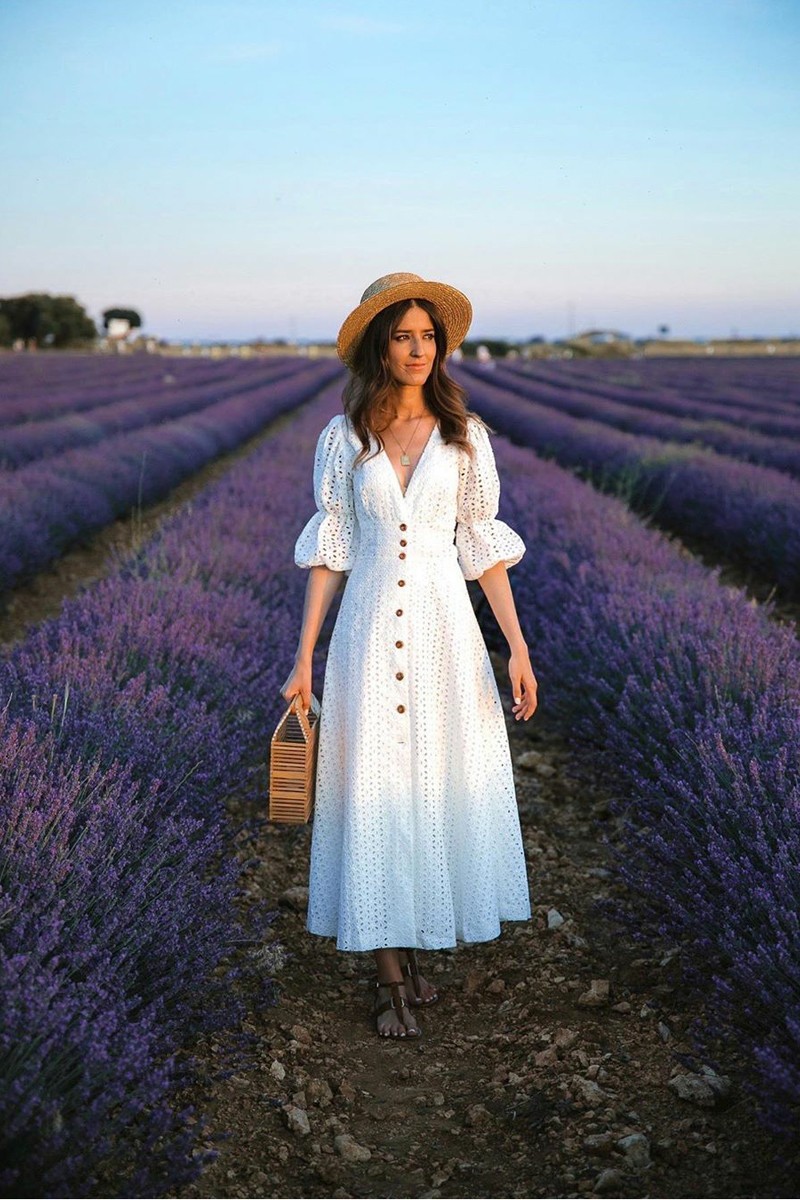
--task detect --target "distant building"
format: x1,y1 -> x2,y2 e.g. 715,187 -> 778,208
107,317 -> 131,340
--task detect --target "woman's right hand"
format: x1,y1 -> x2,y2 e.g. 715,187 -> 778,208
280,658 -> 312,713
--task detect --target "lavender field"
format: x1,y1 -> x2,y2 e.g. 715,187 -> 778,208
1,355 -> 799,1194
455,357 -> 800,594
0,354 -> 343,594
0,379 -> 345,1194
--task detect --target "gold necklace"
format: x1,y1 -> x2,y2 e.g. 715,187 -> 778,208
387,413 -> 425,466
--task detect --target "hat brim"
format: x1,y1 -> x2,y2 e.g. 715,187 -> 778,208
337,280 -> 473,368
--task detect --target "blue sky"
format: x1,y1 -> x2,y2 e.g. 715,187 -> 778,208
1,0 -> 798,341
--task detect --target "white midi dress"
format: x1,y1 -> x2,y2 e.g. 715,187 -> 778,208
294,411 -> 532,952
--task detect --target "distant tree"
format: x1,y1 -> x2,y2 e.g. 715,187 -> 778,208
102,307 -> 142,332
0,292 -> 97,348
49,296 -> 99,346
0,311 -> 12,348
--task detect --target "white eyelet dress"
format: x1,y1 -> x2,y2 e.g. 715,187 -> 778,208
293,412 -> 532,951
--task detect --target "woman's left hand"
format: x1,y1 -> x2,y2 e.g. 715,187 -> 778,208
509,648 -> 538,721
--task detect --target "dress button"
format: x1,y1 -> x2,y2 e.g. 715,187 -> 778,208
397,704 -> 405,713
399,552 -> 406,560
395,640 -> 403,648
398,579 -> 405,586
399,523 -> 407,531
396,671 -> 404,680
400,539 -> 407,546
396,609 -> 403,616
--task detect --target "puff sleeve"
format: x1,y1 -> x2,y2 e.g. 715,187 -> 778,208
455,418 -> 526,580
294,415 -> 360,572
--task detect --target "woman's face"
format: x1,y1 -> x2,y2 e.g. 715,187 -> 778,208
387,303 -> 437,387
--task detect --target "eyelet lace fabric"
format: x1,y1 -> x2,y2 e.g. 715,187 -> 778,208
294,412 -> 531,951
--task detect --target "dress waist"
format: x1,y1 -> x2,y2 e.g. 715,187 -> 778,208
356,524 -> 457,562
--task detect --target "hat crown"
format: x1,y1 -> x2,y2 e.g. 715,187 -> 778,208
338,271 -> 472,367
360,272 -> 425,304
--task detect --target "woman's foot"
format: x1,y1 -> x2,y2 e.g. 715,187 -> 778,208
399,948 -> 439,1006
373,979 -> 421,1038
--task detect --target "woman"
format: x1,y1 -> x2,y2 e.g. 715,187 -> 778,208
281,272 -> 538,1040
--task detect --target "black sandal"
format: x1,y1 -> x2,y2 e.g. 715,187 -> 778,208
373,978 -> 422,1040
400,948 -> 440,1007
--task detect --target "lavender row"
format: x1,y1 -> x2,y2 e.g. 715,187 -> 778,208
513,357 -> 800,418
455,367 -> 800,595
0,355 -> 310,431
0,353 -> 257,422
509,363 -> 800,433
0,358 -> 311,466
0,382 -> 343,1196
484,431 -> 800,1139
570,356 -> 800,409
0,360 -> 343,594
472,361 -> 800,476
0,351 -> 163,410
0,353 -> 226,421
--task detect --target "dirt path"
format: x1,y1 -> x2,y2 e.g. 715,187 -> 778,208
178,655 -> 799,1200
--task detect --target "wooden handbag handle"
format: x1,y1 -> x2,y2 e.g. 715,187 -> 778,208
289,692 -> 320,737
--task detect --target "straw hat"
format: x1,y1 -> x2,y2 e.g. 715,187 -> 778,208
337,272 -> 473,368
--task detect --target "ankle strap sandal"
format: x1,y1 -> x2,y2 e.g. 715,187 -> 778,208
373,979 -> 422,1040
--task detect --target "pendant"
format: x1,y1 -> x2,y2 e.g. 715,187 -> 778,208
400,453 -> 410,465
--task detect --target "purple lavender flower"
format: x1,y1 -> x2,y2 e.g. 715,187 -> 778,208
0,358 -> 342,594
487,427 -> 800,1141
0,379 -> 346,1193
456,364 -> 800,594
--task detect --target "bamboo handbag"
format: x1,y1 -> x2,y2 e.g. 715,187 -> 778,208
269,693 -> 321,823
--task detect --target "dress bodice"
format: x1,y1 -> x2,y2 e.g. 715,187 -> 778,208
294,412 -> 525,581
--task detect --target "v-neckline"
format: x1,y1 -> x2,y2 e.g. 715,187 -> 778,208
382,421 -> 440,503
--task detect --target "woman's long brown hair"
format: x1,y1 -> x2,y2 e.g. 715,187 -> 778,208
343,298 -> 490,466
